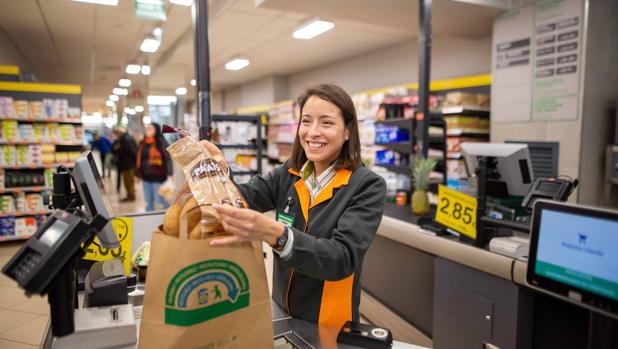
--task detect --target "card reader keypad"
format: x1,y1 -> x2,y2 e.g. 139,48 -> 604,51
13,251 -> 42,283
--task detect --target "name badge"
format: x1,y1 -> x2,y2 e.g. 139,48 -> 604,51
276,211 -> 295,227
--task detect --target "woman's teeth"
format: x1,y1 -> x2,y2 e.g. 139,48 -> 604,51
308,142 -> 324,149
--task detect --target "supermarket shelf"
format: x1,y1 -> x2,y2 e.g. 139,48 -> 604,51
377,164 -> 411,176
0,234 -> 32,242
439,106 -> 490,117
0,140 -> 84,146
3,162 -> 75,169
212,114 -> 260,123
0,186 -> 51,193
0,210 -> 51,218
374,118 -> 415,129
2,117 -> 82,124
376,141 -> 413,153
446,129 -> 490,137
216,144 -> 257,149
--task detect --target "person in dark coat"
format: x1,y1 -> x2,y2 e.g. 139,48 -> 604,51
91,132 -> 112,177
111,127 -> 138,202
135,122 -> 173,211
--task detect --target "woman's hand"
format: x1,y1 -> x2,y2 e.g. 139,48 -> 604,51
211,204 -> 285,247
199,140 -> 228,173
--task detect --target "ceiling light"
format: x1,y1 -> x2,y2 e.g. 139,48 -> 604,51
135,105 -> 145,112
293,19 -> 335,40
109,94 -> 119,102
225,58 -> 250,71
140,37 -> 161,53
124,107 -> 136,115
113,87 -> 124,95
126,64 -> 141,75
105,100 -> 115,107
72,0 -> 118,6
175,87 -> 188,95
147,95 -> 177,105
141,65 -> 151,75
190,79 -> 196,87
153,27 -> 163,38
143,115 -> 152,124
169,0 -> 193,6
119,78 -> 131,87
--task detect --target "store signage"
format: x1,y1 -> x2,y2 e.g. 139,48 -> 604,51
491,0 -> 583,122
435,185 -> 477,239
82,217 -> 132,274
134,0 -> 167,21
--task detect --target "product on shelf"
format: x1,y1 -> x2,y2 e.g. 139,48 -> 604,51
0,216 -> 15,236
443,92 -> 490,107
375,125 -> 410,144
0,97 -> 17,118
14,100 -> 29,118
444,116 -> 490,131
29,101 -> 44,119
1,120 -> 19,141
14,216 -> 37,236
0,195 -> 15,213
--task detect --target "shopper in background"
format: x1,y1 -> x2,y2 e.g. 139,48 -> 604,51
200,84 -> 386,330
111,127 -> 138,202
91,131 -> 112,178
136,122 -> 173,211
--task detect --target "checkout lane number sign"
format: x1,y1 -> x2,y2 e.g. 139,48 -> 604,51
435,185 -> 477,239
82,217 -> 132,275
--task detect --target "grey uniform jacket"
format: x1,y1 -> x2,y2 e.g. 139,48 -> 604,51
237,160 -> 386,329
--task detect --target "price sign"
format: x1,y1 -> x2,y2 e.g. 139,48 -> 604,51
435,185 -> 477,239
82,217 -> 132,274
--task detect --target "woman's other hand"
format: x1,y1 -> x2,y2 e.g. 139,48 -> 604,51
211,204 -> 285,247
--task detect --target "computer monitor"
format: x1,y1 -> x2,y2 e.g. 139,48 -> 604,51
461,142 -> 534,196
71,151 -> 119,249
527,200 -> 618,319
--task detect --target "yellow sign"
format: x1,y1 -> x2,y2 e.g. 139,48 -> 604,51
435,185 -> 477,239
82,217 -> 132,274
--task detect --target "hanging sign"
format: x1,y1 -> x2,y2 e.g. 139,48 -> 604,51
134,0 -> 167,21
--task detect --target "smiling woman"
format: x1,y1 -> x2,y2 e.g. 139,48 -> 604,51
200,83 -> 386,330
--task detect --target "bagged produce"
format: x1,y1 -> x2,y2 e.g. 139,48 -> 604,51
139,131 -> 273,349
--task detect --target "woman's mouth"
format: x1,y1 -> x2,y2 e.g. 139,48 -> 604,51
307,141 -> 325,149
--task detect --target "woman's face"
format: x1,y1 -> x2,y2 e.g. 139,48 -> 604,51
298,96 -> 349,168
145,124 -> 155,138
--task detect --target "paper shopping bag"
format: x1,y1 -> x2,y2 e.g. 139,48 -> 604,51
139,230 -> 273,349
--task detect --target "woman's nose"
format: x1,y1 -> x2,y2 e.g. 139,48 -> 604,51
308,123 -> 321,136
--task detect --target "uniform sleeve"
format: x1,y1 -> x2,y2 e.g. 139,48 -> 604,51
281,172 -> 386,281
236,162 -> 286,213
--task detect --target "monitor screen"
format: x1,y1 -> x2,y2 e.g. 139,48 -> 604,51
527,201 -> 618,319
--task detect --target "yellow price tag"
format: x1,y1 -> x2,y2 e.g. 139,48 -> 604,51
435,185 -> 477,239
82,217 -> 132,275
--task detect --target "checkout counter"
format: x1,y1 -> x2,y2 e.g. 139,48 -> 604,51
35,210 -> 426,349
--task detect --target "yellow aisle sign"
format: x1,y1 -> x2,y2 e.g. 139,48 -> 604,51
82,217 -> 132,274
435,185 -> 477,239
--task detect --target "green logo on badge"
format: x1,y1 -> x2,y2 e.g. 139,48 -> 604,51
165,259 -> 249,326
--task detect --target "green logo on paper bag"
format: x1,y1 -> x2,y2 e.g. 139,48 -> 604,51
165,259 -> 250,326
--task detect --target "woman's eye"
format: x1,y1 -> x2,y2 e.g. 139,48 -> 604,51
301,119 -> 311,124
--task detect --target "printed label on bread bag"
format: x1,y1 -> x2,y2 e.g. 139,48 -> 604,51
190,158 -> 220,180
165,259 -> 250,326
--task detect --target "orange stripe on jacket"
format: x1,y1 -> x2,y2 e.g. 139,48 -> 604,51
319,273 -> 355,328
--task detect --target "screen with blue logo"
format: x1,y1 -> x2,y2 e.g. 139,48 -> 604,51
535,209 -> 618,301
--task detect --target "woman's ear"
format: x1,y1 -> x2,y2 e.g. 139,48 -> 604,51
345,128 -> 350,141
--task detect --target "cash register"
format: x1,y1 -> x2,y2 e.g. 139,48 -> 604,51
1,152 -> 132,343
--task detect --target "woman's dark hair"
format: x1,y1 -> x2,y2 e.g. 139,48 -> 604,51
149,122 -> 168,151
290,84 -> 361,171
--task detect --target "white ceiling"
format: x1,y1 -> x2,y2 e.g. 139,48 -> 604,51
0,0 -> 503,112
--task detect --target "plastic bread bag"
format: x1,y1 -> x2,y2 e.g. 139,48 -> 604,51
162,181 -> 193,237
165,128 -> 248,238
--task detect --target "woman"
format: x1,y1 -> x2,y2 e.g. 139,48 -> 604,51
136,122 -> 173,211
202,84 -> 386,329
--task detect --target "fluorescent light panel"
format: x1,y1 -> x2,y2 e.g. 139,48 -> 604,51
135,105 -> 145,112
190,79 -> 196,87
141,65 -> 151,75
175,87 -> 187,95
119,78 -> 131,87
147,95 -> 177,105
293,19 -> 334,40
112,88 -> 124,95
143,115 -> 152,124
140,38 -> 161,53
169,0 -> 193,6
109,94 -> 119,102
105,100 -> 115,107
72,0 -> 118,6
126,64 -> 141,74
225,58 -> 250,71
